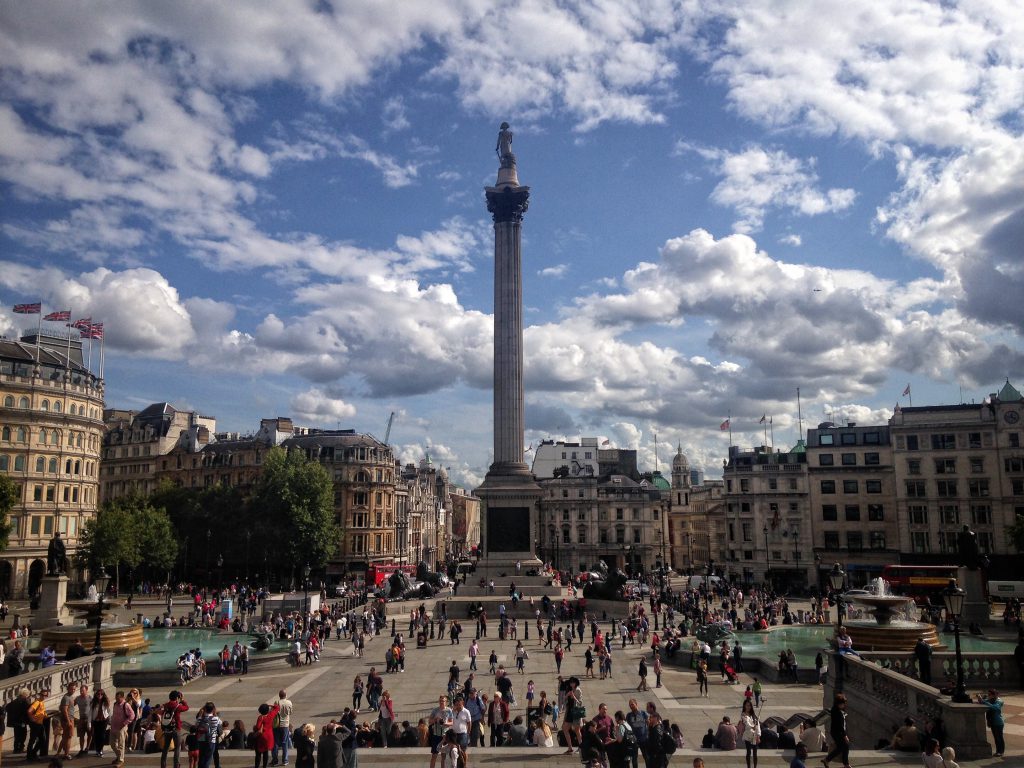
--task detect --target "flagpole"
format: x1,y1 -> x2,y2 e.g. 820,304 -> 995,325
769,417 -> 774,450
654,431 -> 658,473
64,307 -> 74,368
728,411 -> 733,448
34,300 -> 43,364
87,331 -> 94,373
99,333 -> 105,380
796,387 -> 804,442
762,418 -> 768,449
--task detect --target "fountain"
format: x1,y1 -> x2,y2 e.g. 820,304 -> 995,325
842,577 -> 942,652
39,583 -> 148,655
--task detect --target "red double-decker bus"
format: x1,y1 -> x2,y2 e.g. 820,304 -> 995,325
365,563 -> 417,589
881,564 -> 958,605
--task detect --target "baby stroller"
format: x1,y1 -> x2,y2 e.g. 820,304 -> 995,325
723,662 -> 738,684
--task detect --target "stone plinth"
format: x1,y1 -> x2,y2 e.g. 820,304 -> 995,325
34,575 -> 73,630
475,467 -> 543,579
959,567 -> 990,624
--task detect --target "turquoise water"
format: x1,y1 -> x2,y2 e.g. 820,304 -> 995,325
732,625 -> 1013,667
113,628 -> 288,672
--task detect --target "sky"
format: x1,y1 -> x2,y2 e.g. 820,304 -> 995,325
1,0 -> 1022,488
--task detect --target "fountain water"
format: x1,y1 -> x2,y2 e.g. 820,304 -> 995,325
843,577 -> 942,651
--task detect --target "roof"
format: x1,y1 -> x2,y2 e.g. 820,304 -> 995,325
998,379 -> 1022,402
0,338 -> 90,374
284,430 -> 387,450
789,439 -> 806,454
650,472 -> 671,491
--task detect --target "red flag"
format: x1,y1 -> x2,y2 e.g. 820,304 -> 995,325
69,317 -> 92,330
44,310 -> 71,322
719,419 -> 730,431
902,383 -> 911,397
79,322 -> 103,339
13,302 -> 41,314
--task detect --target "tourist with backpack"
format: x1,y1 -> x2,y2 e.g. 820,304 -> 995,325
195,702 -> 221,768
159,691 -> 189,768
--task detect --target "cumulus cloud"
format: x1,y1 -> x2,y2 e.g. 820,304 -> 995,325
678,143 -> 856,233
539,264 -> 568,278
291,388 -> 357,424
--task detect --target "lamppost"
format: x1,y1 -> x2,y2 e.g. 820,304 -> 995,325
302,563 -> 311,631
216,554 -> 223,595
828,562 -> 846,691
245,530 -> 251,584
791,525 -> 800,588
942,578 -> 971,703
686,533 -> 694,575
204,528 -> 211,600
93,566 -> 110,654
763,524 -> 771,592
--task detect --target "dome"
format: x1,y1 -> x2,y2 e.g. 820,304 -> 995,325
672,442 -> 689,470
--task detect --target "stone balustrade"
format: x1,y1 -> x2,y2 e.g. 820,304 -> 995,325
825,652 -> 992,759
0,654 -> 114,710
858,650 -> 1019,690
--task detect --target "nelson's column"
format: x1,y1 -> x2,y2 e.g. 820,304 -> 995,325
475,122 -> 543,575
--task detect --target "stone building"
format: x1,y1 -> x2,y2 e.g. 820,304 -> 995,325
722,442 -> 810,589
806,423 -> 899,588
101,403 -> 215,501
449,485 -> 480,559
668,444 -> 727,575
890,380 -> 1024,574
0,332 -> 104,597
533,440 -> 669,575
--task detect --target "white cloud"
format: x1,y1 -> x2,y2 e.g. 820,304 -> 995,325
539,264 -> 568,278
678,143 -> 856,233
778,234 -> 802,246
382,96 -> 410,132
291,388 -> 357,424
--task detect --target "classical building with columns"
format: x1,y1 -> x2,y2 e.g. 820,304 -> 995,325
0,333 -> 104,597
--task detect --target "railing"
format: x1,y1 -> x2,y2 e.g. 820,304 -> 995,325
826,652 -> 992,759
0,654 -> 114,710
857,651 -> 1019,690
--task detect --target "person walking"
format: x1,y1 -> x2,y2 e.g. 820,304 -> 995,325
514,641 -> 528,674
160,691 -> 189,768
740,699 -> 761,768
26,691 -> 48,762
653,653 -> 663,688
822,693 -> 849,768
109,690 -> 137,766
976,689 -> 1004,756
195,702 -> 221,768
637,658 -> 649,691
351,676 -> 364,713
914,637 -> 933,686
90,689 -> 111,757
377,691 -> 395,748
469,640 -> 479,671
7,688 -> 30,754
696,660 -> 708,697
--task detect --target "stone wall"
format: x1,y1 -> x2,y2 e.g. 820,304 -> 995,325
0,653 -> 114,711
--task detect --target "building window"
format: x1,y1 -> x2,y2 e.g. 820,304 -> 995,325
911,531 -> 929,553
938,531 -> 958,553
740,479 -> 750,492
33,485 -> 42,501
841,453 -> 856,466
978,532 -> 994,552
906,480 -> 926,497
968,479 -> 989,497
968,432 -> 982,448
577,527 -> 587,544
842,480 -> 858,493
906,435 -> 919,450
632,508 -> 640,519
868,504 -> 884,521
599,528 -> 608,544
823,532 -> 840,550
865,452 -> 880,465
936,480 -> 958,497
864,431 -> 881,444
820,435 -> 834,445
819,454 -> 834,466
633,529 -> 641,543
14,456 -> 24,471
939,505 -> 960,525
971,504 -> 992,525
822,505 -> 837,521
935,458 -> 957,474
353,492 -> 367,506
615,528 -> 625,544
1011,434 -> 1021,448
841,433 -> 856,446
847,532 -> 863,552
563,510 -> 570,522
845,505 -> 860,521
1015,479 -> 1024,496
907,459 -> 921,474
866,480 -> 882,494
579,510 -> 586,521
931,434 -> 956,450
821,480 -> 836,494
869,531 -> 886,549
789,478 -> 798,490
742,522 -> 752,541
968,457 -> 984,473
616,508 -> 624,520
768,478 -> 778,490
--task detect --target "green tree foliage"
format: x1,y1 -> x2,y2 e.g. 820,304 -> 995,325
250,447 -> 340,569
77,496 -> 177,586
0,474 -> 17,552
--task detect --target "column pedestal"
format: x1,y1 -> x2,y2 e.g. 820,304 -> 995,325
35,574 -> 73,629
958,567 -> 989,625
475,465 -> 542,579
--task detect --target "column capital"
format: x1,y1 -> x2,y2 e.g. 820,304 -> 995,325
485,185 -> 530,224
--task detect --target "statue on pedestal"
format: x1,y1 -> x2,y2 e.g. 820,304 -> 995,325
46,532 -> 66,576
957,524 -> 985,570
496,122 -> 515,168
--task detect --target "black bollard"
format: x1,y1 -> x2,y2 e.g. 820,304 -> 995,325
391,619 -> 396,637
609,619 -> 615,636
654,613 -> 659,630
524,621 -> 529,640
602,610 -> 607,621
430,620 -> 435,639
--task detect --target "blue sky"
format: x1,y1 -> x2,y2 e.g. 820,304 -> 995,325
2,1 -> 1022,487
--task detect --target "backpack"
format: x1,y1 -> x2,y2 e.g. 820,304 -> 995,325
160,705 -> 178,733
661,728 -> 676,754
195,718 -> 210,744
622,724 -> 638,749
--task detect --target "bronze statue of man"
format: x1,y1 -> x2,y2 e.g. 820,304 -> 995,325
496,121 -> 515,167
957,524 -> 982,570
47,531 -> 66,575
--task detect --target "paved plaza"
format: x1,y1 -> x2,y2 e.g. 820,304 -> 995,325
3,589 -> 1018,768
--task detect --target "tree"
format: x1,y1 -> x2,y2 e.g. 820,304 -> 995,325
250,447 -> 340,575
0,474 -> 17,553
1009,514 -> 1024,553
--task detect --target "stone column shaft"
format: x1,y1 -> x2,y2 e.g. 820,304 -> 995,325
494,217 -> 524,466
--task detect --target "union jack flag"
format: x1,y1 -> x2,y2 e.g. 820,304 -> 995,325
44,310 -> 71,322
79,322 -> 104,340
13,302 -> 40,314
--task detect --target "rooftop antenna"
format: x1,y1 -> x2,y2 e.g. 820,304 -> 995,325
654,431 -> 658,473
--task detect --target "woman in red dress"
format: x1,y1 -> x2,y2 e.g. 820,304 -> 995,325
253,702 -> 280,768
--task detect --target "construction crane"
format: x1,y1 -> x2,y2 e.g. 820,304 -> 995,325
383,411 -> 395,445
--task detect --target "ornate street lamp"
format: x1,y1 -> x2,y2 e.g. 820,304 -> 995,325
302,562 -> 312,631
93,566 -> 111,654
942,579 -> 971,703
828,562 -> 846,691
763,524 -> 771,591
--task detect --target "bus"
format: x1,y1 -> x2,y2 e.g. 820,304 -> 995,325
881,565 -> 958,605
365,563 -> 417,589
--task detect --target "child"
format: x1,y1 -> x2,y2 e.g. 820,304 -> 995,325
186,725 -> 200,768
489,650 -> 498,674
526,680 -> 535,714
51,715 -> 64,754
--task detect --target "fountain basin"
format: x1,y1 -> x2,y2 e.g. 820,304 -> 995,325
842,618 -> 943,652
39,623 -> 149,655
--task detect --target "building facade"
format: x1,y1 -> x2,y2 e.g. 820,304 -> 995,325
722,442 -> 810,589
101,403 -> 215,501
890,381 -> 1024,574
0,333 -> 104,597
806,423 -> 899,587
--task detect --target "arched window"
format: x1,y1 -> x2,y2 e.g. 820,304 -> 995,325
48,458 -> 57,473
35,457 -> 45,473
53,401 -> 61,413
69,403 -> 77,415
40,399 -> 49,411
18,397 -> 28,408
67,431 -> 74,446
0,456 -> 8,471
74,460 -> 80,474
577,526 -> 587,544
76,433 -> 82,447
65,459 -> 72,474
1,427 -> 9,441
2,395 -> 12,407
39,429 -> 47,445
14,456 -> 25,472
356,470 -> 370,483
16,428 -> 26,443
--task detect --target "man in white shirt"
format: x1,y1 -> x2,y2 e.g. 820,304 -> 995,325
271,690 -> 293,765
451,696 -> 472,764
